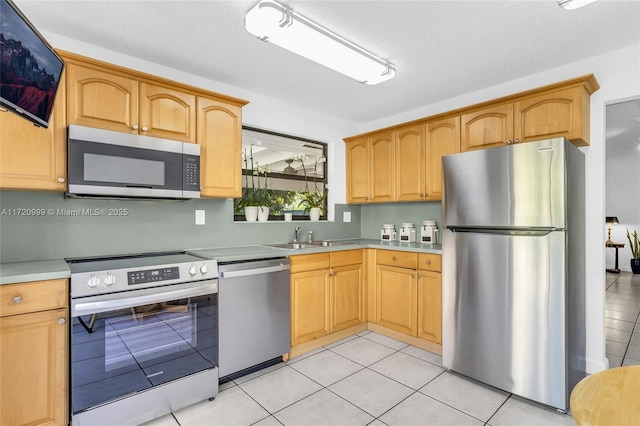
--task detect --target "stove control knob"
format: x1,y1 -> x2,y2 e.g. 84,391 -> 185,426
87,274 -> 99,288
188,264 -> 197,276
104,273 -> 116,286
200,264 -> 208,275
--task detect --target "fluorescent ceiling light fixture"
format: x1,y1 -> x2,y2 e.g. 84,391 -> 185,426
245,0 -> 395,85
557,0 -> 598,10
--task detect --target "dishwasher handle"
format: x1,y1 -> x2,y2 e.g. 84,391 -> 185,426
220,264 -> 290,279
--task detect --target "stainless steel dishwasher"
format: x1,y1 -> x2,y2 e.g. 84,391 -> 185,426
218,257 -> 291,380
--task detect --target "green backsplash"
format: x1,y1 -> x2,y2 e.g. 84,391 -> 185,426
360,201 -> 442,239
0,191 -> 361,262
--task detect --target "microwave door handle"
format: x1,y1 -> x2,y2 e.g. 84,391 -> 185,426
72,282 -> 217,316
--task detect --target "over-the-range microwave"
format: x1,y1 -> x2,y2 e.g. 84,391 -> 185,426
67,125 -> 200,200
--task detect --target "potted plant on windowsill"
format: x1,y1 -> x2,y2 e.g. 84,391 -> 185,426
295,155 -> 327,221
627,229 -> 640,274
238,142 -> 271,222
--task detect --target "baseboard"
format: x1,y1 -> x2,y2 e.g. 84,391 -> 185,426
367,323 -> 442,355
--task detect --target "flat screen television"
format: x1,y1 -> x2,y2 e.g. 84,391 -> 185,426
0,0 -> 64,128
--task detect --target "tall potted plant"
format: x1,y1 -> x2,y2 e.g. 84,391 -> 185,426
627,229 -> 640,274
295,155 -> 327,221
238,143 -> 271,222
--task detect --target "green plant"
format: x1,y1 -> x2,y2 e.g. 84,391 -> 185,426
627,229 -> 640,260
298,188 -> 328,213
295,154 -> 327,214
237,143 -> 271,208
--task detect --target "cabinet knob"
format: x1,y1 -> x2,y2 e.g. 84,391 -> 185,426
425,260 -> 431,265
514,138 -> 520,144
506,139 -> 513,145
12,296 -> 21,304
132,124 -> 139,130
57,177 -> 65,183
141,126 -> 148,132
57,318 -> 66,325
392,256 -> 397,261
411,274 -> 416,278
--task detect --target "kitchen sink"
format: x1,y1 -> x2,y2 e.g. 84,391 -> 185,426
261,241 -> 356,250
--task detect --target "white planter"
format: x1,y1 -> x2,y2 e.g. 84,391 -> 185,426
245,206 -> 258,222
309,207 -> 321,221
257,206 -> 270,222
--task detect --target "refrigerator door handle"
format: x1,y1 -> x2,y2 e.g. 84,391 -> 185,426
446,227 -> 561,236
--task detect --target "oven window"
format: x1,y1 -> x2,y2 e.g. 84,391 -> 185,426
71,294 -> 217,413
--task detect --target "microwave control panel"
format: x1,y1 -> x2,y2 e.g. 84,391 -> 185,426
183,155 -> 200,191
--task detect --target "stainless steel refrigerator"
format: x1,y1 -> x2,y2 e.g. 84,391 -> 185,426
441,138 -> 586,411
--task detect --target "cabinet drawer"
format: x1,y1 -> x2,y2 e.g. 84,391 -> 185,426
376,250 -> 417,269
330,249 -> 363,267
418,253 -> 442,272
0,279 -> 68,317
290,253 -> 330,273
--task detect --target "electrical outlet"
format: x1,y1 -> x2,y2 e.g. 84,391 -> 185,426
195,210 -> 205,225
343,211 -> 351,223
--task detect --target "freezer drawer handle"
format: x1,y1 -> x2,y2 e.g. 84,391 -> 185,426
220,264 -> 290,279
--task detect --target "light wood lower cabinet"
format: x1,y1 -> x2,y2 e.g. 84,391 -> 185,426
290,251 -> 364,346
375,251 -> 442,344
0,279 -> 68,426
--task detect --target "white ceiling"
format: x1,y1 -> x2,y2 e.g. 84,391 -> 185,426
14,0 -> 640,125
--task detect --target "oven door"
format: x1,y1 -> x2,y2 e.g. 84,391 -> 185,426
70,281 -> 218,416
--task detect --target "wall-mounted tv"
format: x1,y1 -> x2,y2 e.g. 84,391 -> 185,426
0,0 -> 64,128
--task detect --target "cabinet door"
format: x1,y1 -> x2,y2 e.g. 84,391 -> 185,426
514,86 -> 588,146
330,264 -> 364,333
197,96 -> 243,198
370,132 -> 395,202
461,103 -> 514,151
375,264 -> 417,336
395,124 -> 426,201
425,116 -> 460,200
418,271 -> 442,344
0,77 -> 66,191
291,269 -> 330,346
66,63 -> 139,133
140,82 -> 196,142
0,308 -> 67,426
345,137 -> 370,203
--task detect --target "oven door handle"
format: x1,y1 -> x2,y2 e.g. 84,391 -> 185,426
72,282 -> 217,316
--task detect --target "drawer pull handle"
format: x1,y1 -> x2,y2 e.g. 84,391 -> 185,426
392,256 -> 397,261
425,260 -> 431,265
12,296 -> 21,304
58,318 -> 66,325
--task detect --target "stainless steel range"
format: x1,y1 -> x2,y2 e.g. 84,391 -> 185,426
67,251 -> 219,426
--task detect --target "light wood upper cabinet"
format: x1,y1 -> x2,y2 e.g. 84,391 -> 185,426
67,62 -> 196,142
345,132 -> 394,203
66,62 -> 139,134
461,102 -> 514,151
139,82 -> 196,142
0,75 -> 67,191
425,116 -> 460,200
345,136 -> 370,203
395,124 -> 426,201
394,117 -> 460,201
0,279 -> 68,426
370,132 -> 395,202
197,96 -> 242,198
514,85 -> 591,146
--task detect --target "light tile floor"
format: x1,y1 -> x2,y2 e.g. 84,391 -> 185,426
605,271 -> 640,368
142,331 -> 574,426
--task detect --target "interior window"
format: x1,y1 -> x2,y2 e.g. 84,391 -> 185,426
233,126 -> 328,221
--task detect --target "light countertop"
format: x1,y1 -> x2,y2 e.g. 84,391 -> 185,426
1,239 -> 441,284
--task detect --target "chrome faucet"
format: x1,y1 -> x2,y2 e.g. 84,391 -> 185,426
293,226 -> 302,243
